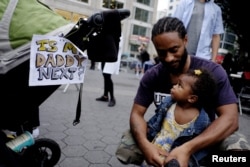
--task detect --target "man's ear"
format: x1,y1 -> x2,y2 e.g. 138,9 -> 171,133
188,95 -> 198,104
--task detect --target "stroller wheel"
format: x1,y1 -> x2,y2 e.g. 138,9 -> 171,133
22,138 -> 61,167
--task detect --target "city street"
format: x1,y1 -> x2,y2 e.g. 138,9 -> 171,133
39,64 -> 250,167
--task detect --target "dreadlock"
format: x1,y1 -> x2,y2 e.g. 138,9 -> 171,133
151,17 -> 187,40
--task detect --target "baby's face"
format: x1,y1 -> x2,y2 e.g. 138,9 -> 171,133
170,74 -> 196,101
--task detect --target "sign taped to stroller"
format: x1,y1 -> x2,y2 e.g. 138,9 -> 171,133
29,35 -> 88,86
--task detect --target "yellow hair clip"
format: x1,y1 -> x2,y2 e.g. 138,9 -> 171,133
194,69 -> 202,75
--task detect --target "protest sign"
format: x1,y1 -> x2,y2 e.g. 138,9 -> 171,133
29,35 -> 88,86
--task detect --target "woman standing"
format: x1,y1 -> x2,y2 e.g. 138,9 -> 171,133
96,62 -> 116,107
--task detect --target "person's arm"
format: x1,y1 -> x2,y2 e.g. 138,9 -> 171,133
211,3 -> 224,62
130,103 -> 148,148
164,103 -> 239,167
211,34 -> 221,62
130,103 -> 168,166
172,0 -> 186,19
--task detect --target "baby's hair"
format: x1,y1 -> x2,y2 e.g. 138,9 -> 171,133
186,69 -> 217,107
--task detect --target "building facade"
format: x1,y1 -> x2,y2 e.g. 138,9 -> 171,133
39,0 -> 159,60
165,0 -> 180,16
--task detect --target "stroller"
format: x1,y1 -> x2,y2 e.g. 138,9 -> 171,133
0,6 -> 130,167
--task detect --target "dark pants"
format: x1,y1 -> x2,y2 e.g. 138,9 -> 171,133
101,62 -> 114,99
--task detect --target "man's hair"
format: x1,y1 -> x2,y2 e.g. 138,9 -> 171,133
151,17 -> 187,40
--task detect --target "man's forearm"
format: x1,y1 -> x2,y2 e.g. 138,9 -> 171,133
130,114 -> 149,148
130,104 -> 151,151
183,104 -> 239,154
211,34 -> 221,62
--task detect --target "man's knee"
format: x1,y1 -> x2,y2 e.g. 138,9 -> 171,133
219,131 -> 250,151
115,130 -> 144,165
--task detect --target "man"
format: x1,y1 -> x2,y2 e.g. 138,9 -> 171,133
173,0 -> 224,61
129,17 -> 245,167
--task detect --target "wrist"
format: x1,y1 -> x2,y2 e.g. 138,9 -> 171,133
138,138 -> 152,154
181,141 -> 195,156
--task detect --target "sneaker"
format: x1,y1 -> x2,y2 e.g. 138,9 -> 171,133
32,127 -> 39,138
96,96 -> 109,102
108,98 -> 116,107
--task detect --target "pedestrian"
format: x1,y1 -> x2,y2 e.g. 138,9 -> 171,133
96,37 -> 123,107
221,53 -> 232,73
96,62 -> 116,107
136,43 -> 150,78
173,0 -> 224,62
141,59 -> 154,75
138,43 -> 150,67
128,17 -> 249,167
135,59 -> 142,77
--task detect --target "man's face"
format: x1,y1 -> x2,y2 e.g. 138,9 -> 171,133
152,32 -> 188,74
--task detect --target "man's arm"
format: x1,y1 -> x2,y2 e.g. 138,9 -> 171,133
130,103 -> 168,166
211,3 -> 224,63
130,103 -> 148,147
165,103 -> 239,166
211,34 -> 221,62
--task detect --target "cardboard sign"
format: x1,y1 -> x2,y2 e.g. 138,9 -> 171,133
29,35 -> 88,86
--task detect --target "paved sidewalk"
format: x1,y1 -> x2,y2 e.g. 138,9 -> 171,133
39,66 -> 250,167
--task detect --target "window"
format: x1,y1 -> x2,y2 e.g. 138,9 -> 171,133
102,0 -> 124,9
137,0 -> 151,6
135,8 -> 149,22
133,25 -> 147,36
131,44 -> 140,52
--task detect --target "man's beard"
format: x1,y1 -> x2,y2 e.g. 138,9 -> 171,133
160,49 -> 188,74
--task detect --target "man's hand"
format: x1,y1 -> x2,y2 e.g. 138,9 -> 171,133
164,144 -> 191,167
143,143 -> 169,167
130,103 -> 168,166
